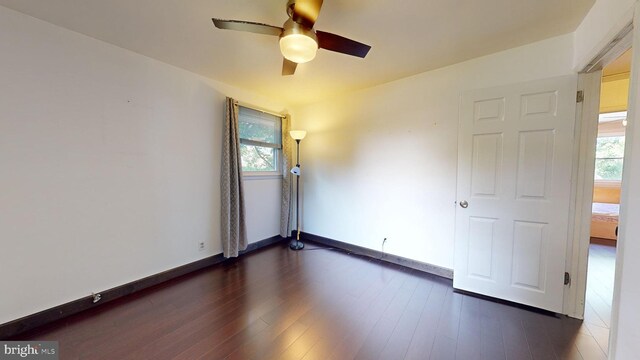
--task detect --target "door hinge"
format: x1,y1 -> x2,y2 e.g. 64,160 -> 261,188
576,90 -> 584,103
564,272 -> 571,286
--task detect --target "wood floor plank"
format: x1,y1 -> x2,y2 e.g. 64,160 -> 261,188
377,277 -> 434,360
403,279 -> 450,360
10,242 -> 609,360
478,300 -> 506,360
110,264 -> 309,359
173,298 -> 281,360
278,258 -> 383,360
190,318 -> 270,360
573,333 -> 607,360
326,268 -> 413,360
222,249 -> 358,360
584,323 -> 610,355
522,317 -> 559,360
498,310 -> 533,360
430,333 -> 457,360
300,261 -> 407,360
455,295 -> 481,360
353,272 -> 421,360
436,287 -> 463,341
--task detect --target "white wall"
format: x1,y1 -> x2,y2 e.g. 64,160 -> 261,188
292,34 -> 576,270
609,4 -> 640,359
243,177 -> 282,241
0,6 -> 285,324
611,35 -> 640,358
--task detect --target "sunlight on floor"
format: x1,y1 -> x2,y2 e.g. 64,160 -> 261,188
584,244 -> 616,354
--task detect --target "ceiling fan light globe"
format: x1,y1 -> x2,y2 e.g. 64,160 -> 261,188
280,34 -> 318,63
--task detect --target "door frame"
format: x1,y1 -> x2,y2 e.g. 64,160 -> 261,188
563,70 -> 602,319
565,21 -> 633,319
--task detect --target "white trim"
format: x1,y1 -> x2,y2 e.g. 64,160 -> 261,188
580,22 -> 632,72
242,173 -> 283,180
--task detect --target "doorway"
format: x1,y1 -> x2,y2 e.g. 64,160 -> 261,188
583,48 -> 631,354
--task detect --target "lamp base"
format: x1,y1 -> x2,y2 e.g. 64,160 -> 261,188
289,239 -> 304,250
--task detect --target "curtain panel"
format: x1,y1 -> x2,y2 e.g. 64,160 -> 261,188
220,97 -> 248,257
280,114 -> 294,238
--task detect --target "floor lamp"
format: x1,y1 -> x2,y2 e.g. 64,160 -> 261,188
289,130 -> 306,250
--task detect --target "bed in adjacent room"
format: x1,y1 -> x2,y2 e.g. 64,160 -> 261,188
591,202 -> 620,241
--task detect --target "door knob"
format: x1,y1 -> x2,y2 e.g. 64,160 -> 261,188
459,200 -> 469,208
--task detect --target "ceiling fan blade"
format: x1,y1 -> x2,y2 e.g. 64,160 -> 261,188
282,58 -> 298,76
292,0 -> 324,28
316,30 -> 371,58
212,19 -> 282,36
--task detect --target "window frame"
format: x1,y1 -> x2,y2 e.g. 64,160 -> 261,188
237,105 -> 283,178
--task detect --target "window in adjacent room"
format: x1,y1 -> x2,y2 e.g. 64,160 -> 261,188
594,111 -> 627,183
594,135 -> 625,181
238,106 -> 282,175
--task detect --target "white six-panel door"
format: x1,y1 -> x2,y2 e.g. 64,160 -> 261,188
454,75 -> 577,313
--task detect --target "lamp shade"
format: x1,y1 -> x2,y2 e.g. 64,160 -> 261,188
290,130 -> 307,140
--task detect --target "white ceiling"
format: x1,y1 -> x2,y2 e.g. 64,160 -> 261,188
0,0 -> 595,105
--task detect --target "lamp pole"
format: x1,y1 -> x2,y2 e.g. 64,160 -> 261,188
289,130 -> 306,250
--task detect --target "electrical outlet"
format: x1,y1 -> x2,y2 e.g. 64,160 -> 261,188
198,242 -> 205,251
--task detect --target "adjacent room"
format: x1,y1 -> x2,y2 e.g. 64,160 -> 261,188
583,48 -> 631,353
1,0 -> 640,359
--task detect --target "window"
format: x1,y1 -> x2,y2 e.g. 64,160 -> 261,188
594,135 -> 625,181
238,106 -> 282,175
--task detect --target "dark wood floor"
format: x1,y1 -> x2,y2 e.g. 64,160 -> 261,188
12,242 -> 607,359
583,243 -> 616,356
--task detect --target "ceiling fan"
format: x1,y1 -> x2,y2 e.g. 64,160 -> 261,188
212,0 -> 371,75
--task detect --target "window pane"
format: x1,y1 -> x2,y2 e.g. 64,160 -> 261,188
240,144 -> 277,172
595,136 -> 625,158
238,107 -> 280,144
239,119 -> 277,143
594,158 -> 624,180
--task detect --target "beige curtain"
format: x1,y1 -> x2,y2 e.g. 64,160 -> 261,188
221,97 -> 248,257
280,114 -> 294,238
